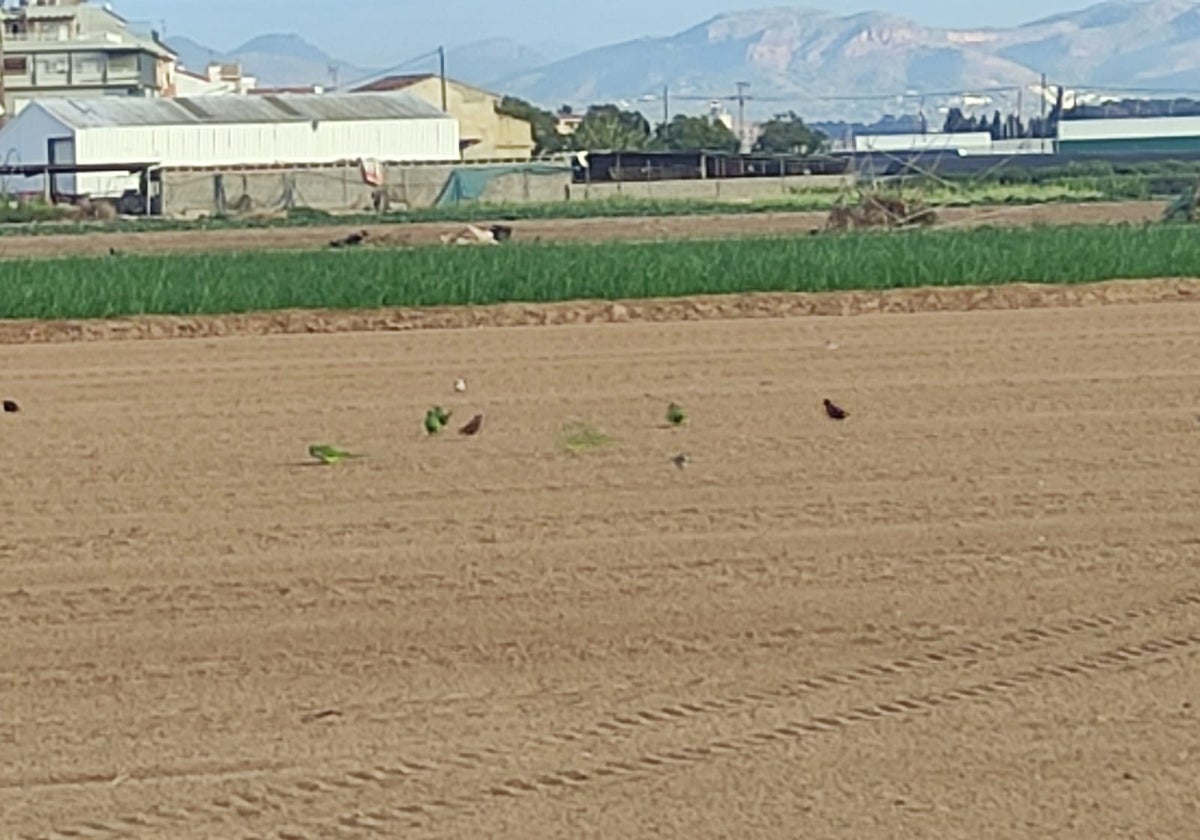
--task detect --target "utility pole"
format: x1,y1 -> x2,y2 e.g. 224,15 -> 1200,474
438,45 -> 448,112
1040,72 -> 1047,153
662,85 -> 669,128
736,81 -> 750,152
0,11 -> 7,128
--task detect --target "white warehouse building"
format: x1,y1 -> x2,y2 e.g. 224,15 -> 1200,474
0,91 -> 460,198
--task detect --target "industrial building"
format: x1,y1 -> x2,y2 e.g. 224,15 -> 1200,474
852,132 -> 1050,157
353,74 -> 535,161
0,0 -> 176,117
0,90 -> 460,197
1057,116 -> 1200,155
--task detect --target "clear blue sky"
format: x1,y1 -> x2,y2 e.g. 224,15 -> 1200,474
116,0 -> 1103,63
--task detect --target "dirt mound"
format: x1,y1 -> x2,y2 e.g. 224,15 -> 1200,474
1,277 -> 1196,345
826,192 -> 937,230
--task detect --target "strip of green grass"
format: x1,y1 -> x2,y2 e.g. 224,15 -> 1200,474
0,223 -> 1195,321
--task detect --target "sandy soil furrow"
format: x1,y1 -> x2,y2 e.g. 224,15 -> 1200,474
2,302 -> 1199,838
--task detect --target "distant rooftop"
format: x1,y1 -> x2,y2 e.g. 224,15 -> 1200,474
353,74 -> 439,93
31,91 -> 449,129
352,74 -> 499,98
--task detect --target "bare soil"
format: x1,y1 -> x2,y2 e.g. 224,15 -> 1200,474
2,299 -> 1199,839
0,199 -> 1169,258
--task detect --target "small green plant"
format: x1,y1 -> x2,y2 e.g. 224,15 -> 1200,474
561,421 -> 612,454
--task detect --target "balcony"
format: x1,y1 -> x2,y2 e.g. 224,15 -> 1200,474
2,29 -> 125,45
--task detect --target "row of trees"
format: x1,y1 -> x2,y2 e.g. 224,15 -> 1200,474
942,107 -> 1055,140
943,87 -> 1065,140
498,98 -> 828,157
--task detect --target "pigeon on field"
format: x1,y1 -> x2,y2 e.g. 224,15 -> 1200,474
489,224 -> 514,242
459,413 -> 484,436
671,453 -> 691,470
666,402 -> 688,426
2,399 -> 19,413
308,444 -> 363,464
823,398 -> 848,420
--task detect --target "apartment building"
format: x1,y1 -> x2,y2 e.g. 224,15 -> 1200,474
354,74 -> 535,161
0,0 -> 176,117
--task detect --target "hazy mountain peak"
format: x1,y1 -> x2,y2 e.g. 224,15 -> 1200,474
233,33 -> 332,63
170,1 -> 1200,119
499,1 -> 1200,119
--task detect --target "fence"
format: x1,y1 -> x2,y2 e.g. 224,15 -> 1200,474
157,160 -> 852,218
159,161 -> 573,218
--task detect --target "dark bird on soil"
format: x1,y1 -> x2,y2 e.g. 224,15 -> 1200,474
2,399 -> 19,413
489,224 -> 514,242
330,229 -> 369,248
671,453 -> 691,470
823,398 -> 848,420
459,413 -> 484,436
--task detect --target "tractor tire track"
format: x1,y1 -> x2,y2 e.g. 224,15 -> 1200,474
297,629 -> 1200,838
35,590 -> 1200,840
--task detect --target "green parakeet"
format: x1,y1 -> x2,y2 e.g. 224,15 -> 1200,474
309,444 -> 362,464
425,408 -> 445,435
667,402 -> 687,426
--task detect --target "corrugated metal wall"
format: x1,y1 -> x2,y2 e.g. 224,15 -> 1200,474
1058,115 -> 1200,142
75,117 -> 459,197
74,117 -> 459,168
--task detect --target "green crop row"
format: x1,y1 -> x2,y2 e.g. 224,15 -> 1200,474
0,223 -> 1195,321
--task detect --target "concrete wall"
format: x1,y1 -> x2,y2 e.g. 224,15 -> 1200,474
566,174 -> 850,202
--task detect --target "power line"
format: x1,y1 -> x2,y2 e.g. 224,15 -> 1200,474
340,48 -> 442,92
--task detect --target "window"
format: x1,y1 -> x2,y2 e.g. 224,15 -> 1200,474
108,53 -> 139,76
73,54 -> 104,81
35,55 -> 69,78
2,56 -> 29,75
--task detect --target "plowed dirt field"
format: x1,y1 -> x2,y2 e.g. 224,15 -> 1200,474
0,199 -> 1168,258
2,299 -> 1199,839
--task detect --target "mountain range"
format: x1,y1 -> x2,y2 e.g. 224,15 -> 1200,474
169,1 -> 1200,120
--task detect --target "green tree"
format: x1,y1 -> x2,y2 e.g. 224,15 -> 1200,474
497,96 -> 569,156
753,111 -> 828,155
572,104 -> 652,150
654,114 -> 740,153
